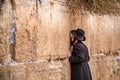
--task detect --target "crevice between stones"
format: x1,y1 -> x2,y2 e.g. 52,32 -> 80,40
8,0 -> 17,64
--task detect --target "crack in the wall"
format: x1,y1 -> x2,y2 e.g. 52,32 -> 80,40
35,0 -> 39,59
8,0 -> 17,64
8,12 -> 17,64
9,15 -> 15,44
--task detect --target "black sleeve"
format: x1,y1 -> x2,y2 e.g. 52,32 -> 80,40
69,43 -> 85,63
69,56 -> 83,63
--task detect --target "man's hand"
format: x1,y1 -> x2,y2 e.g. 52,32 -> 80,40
70,34 -> 75,46
67,50 -> 71,58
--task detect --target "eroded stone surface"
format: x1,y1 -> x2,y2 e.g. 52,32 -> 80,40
0,59 -> 70,80
0,0 -> 12,64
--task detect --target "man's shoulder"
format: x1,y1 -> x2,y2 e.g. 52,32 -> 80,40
74,43 -> 84,49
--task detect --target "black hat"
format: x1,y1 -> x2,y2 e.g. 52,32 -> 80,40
71,29 -> 86,41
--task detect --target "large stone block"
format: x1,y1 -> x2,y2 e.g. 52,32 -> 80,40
49,59 -> 70,80
37,0 -> 70,59
0,66 -> 10,80
112,17 -> 120,51
88,15 -> 114,54
61,59 -> 71,80
37,1 -> 52,59
10,64 -> 26,80
0,0 -> 12,64
25,60 -> 49,80
13,0 -> 39,62
89,53 -> 118,80
90,55 -> 109,80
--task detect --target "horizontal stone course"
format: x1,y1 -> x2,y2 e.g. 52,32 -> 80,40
0,59 -> 70,80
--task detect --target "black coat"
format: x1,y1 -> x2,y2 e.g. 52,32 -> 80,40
69,42 -> 92,80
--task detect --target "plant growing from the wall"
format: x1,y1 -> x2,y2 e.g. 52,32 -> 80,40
67,0 -> 120,15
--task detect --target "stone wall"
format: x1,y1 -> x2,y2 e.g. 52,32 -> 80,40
0,0 -> 120,80
0,0 -> 71,80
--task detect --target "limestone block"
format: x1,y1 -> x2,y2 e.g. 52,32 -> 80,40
89,53 -> 118,80
118,69 -> 120,80
61,59 -> 70,80
106,54 -> 118,80
0,65 -> 11,80
0,0 -> 12,64
50,2 -> 70,58
8,59 -> 70,80
37,1 -> 51,59
49,60 -> 63,80
10,64 -> 26,80
49,59 -> 70,80
89,15 -> 120,54
13,0 -> 38,62
37,0 -> 70,59
25,60 -> 49,80
90,55 -> 110,80
112,17 -> 120,51
88,15 -> 114,54
97,16 -> 114,53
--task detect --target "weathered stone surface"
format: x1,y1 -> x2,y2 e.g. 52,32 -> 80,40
89,15 -> 114,53
37,1 -> 51,60
112,17 -> 120,51
37,0 -> 70,59
50,4 -> 70,58
89,53 -> 118,80
118,69 -> 120,80
25,60 -> 49,80
0,66 -> 10,80
10,64 -> 26,80
13,0 -> 38,62
0,59 -> 70,80
0,0 -> 12,64
11,0 -> 70,62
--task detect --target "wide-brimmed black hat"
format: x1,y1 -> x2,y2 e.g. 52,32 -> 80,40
71,29 -> 86,41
